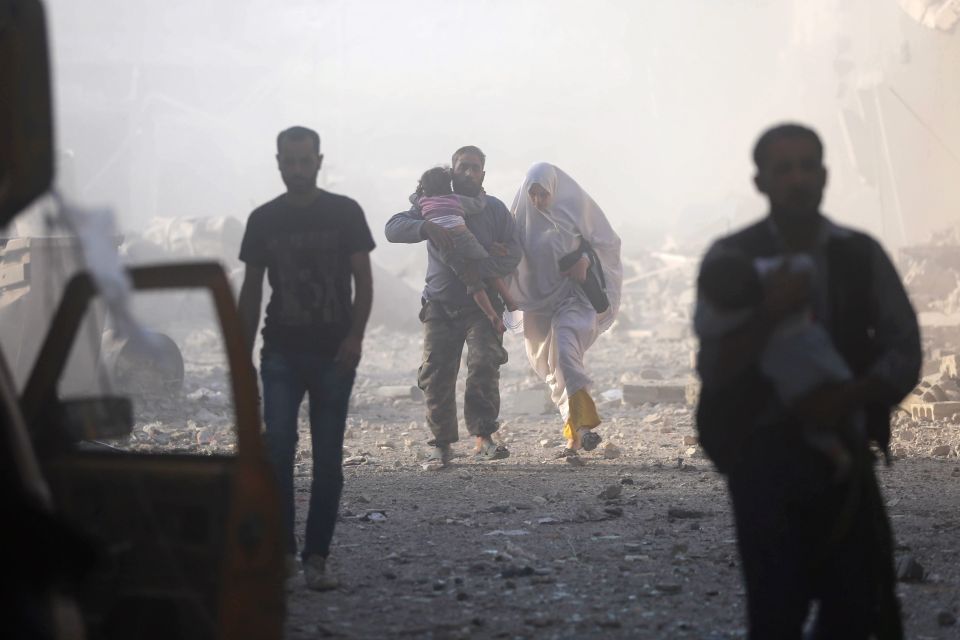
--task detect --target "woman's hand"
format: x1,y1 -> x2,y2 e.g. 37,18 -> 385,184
561,253 -> 590,284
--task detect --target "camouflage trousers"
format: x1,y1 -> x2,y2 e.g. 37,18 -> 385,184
417,300 -> 508,446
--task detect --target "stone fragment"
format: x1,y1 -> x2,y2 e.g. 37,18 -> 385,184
374,385 -> 424,401
599,485 -> 623,500
602,443 -> 622,459
360,510 -> 387,522
500,565 -> 535,579
932,444 -> 952,457
938,611 -> 957,627
682,435 -> 699,446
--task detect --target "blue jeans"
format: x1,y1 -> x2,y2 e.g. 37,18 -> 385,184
260,348 -> 355,560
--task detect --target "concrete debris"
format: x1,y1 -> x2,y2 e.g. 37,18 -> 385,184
484,529 -> 530,537
374,385 -> 424,401
602,442 -> 622,459
360,510 -> 387,522
600,388 -> 624,403
898,0 -> 960,31
599,485 -> 623,501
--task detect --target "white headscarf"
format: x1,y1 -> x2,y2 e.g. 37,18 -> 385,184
509,163 -> 622,332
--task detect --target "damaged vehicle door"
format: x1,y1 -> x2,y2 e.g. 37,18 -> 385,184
20,263 -> 285,640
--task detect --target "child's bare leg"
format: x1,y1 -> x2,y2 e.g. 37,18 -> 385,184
472,289 -> 505,334
494,277 -> 518,311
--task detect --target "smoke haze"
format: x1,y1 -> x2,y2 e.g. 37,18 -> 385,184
44,0 -> 960,264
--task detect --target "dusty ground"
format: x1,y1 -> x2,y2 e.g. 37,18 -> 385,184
121,322 -> 960,639
294,327 -> 959,640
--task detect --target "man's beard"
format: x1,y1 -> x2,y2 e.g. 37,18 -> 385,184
452,175 -> 482,197
282,173 -> 317,194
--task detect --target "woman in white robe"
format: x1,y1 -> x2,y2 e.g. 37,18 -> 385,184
509,163 -> 622,457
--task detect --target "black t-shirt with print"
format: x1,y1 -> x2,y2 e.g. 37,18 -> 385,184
239,190 -> 376,356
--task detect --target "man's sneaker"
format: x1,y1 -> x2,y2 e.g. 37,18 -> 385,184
303,555 -> 339,591
422,445 -> 452,471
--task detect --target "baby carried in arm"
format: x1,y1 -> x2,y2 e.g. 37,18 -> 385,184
416,166 -> 517,333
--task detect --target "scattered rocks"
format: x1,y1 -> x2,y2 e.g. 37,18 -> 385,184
500,565 -> 535,579
602,442 -> 622,459
599,484 -> 623,500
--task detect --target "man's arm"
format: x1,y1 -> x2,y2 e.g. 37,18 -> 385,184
385,206 -> 454,251
862,240 -> 922,404
385,207 -> 426,244
471,202 -> 522,280
335,251 -> 373,371
238,265 -> 265,359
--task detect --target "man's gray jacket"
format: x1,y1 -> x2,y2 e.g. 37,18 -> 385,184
385,194 -> 521,308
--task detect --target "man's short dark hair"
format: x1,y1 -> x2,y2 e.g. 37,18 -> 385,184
752,123 -> 822,170
452,145 -> 486,169
277,126 -> 320,154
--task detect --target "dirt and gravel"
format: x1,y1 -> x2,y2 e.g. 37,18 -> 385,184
118,319 -> 960,640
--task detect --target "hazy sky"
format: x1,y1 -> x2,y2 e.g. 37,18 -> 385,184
43,0 -> 960,264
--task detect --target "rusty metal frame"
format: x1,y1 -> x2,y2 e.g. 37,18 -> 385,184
21,262 -> 261,455
19,261 -> 283,640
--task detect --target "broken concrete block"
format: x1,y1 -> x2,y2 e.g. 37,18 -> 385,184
602,443 -> 622,459
374,385 -> 424,401
931,444 -> 953,457
910,401 -> 960,420
511,388 -> 554,414
940,354 -> 959,378
623,384 -> 686,405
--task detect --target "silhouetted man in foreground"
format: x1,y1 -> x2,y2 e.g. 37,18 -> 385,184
238,126 -> 374,590
694,123 -> 921,639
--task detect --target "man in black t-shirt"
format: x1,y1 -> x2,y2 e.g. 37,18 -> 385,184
238,126 -> 375,591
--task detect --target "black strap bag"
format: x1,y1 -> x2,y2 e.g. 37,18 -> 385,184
558,239 -> 609,313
